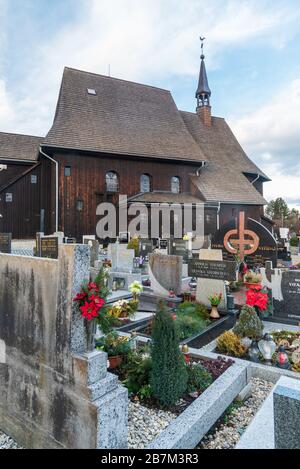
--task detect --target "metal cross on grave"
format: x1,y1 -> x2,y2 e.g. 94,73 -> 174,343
223,212 -> 259,261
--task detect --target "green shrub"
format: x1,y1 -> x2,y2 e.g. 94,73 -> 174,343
290,236 -> 299,247
216,331 -> 246,358
195,303 -> 210,321
233,305 -> 263,340
176,313 -> 208,340
123,353 -> 152,395
187,364 -> 213,393
150,302 -> 188,407
95,332 -> 131,357
127,237 -> 139,256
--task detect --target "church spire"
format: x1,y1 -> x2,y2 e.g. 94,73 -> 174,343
196,37 -> 212,126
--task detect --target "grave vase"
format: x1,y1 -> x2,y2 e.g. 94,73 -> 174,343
210,305 -> 221,320
85,320 -> 97,352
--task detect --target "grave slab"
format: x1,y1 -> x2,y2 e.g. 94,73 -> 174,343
236,376 -> 300,449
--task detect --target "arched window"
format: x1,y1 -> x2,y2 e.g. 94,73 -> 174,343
140,174 -> 151,193
171,176 -> 180,194
106,171 -> 119,192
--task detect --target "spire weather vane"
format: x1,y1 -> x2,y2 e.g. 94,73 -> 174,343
200,36 -> 206,55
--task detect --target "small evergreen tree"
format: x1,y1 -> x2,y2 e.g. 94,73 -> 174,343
233,305 -> 263,340
150,302 -> 188,407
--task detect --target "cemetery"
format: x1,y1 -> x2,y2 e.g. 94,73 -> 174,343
0,13 -> 300,451
1,209 -> 300,450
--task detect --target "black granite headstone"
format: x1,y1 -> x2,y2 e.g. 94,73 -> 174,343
138,239 -> 153,259
40,237 -> 59,259
0,233 -> 12,254
159,239 -> 168,250
169,239 -> 189,262
262,262 -> 300,325
188,259 -> 236,281
212,217 -> 278,267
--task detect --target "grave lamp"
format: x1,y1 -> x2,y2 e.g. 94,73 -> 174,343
188,277 -> 197,292
276,346 -> 291,370
248,340 -> 260,363
258,333 -> 276,364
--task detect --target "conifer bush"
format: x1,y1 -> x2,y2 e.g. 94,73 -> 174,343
233,305 -> 263,340
150,302 -> 188,407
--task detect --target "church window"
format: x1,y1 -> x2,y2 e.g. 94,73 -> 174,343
171,176 -> 181,194
106,171 -> 119,192
140,174 -> 151,193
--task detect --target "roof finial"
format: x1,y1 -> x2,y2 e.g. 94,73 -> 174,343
200,36 -> 206,59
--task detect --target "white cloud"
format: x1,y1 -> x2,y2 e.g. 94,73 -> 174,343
230,78 -> 300,209
0,0 -> 299,137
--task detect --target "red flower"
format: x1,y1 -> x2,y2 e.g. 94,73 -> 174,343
73,292 -> 87,302
246,288 -> 268,311
80,302 -> 99,321
89,295 -> 105,310
88,282 -> 99,292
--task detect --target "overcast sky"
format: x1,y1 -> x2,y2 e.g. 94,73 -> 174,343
0,0 -> 300,208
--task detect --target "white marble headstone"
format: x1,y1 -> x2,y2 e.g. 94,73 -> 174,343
196,249 -> 227,309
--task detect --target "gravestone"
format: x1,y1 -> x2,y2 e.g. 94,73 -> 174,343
195,249 -> 227,309
148,253 -> 182,297
108,244 -> 134,273
274,385 -> 300,449
40,237 -> 59,259
169,239 -> 189,262
0,244 -> 128,449
0,233 -> 12,254
212,216 -> 278,267
35,232 -> 44,257
119,232 -> 129,244
261,261 -> 300,325
64,237 -> 77,244
138,239 -> 153,260
188,258 -> 236,281
107,243 -> 140,291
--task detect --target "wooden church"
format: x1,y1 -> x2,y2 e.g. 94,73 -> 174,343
0,46 -> 271,240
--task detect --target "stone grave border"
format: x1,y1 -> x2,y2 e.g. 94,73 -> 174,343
200,320 -> 300,383
146,354 -> 250,449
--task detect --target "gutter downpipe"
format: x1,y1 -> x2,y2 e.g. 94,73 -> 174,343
39,146 -> 59,233
251,174 -> 260,185
217,202 -> 221,230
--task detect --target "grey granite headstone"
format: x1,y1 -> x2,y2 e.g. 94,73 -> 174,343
84,239 -> 99,267
107,244 -> 134,272
274,385 -> 300,449
148,253 -> 182,296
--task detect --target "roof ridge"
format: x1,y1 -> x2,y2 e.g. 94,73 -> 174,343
64,67 -> 170,93
0,131 -> 44,139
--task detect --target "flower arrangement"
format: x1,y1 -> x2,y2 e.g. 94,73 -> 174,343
246,288 -> 268,312
73,268 -> 112,333
208,293 -> 222,306
96,331 -> 131,357
129,281 -> 143,300
108,299 -> 139,319
244,270 -> 262,285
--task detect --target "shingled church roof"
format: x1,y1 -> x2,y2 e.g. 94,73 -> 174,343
44,67 -> 206,163
0,132 -> 43,161
42,66 -> 269,206
180,112 -> 269,205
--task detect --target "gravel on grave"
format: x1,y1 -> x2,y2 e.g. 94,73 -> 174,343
199,377 -> 274,449
128,378 -> 274,449
0,432 -> 21,450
